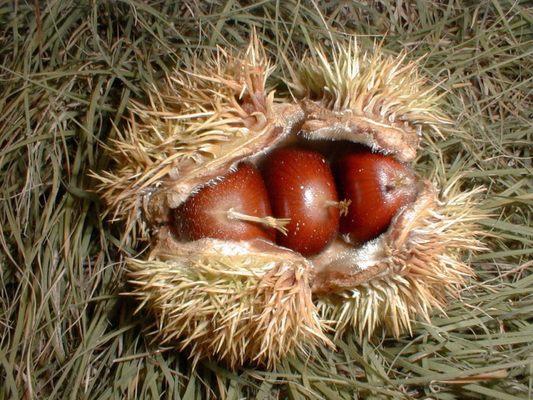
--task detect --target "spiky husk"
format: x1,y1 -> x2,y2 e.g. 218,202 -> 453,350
94,37 -> 484,368
289,40 -> 450,129
127,238 -> 330,369
315,184 -> 485,338
286,41 -> 451,162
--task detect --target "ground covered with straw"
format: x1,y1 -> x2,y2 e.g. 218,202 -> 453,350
1,1 -> 532,399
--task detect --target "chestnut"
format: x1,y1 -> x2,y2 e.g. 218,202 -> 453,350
335,150 -> 417,244
261,147 -> 342,256
173,163 -> 286,242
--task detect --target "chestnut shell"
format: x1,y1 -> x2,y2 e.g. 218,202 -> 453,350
335,151 -> 417,244
262,147 -> 340,256
172,163 -> 275,242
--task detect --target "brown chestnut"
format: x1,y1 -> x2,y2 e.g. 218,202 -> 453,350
173,163 -> 282,242
262,147 -> 341,256
335,151 -> 417,244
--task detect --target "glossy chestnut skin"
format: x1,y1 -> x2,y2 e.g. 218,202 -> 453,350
262,147 -> 339,256
335,151 -> 417,244
173,163 -> 275,242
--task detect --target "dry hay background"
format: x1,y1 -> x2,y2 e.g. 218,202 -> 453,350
0,1 -> 532,399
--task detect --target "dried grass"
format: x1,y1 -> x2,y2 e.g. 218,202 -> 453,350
1,1 -> 531,398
